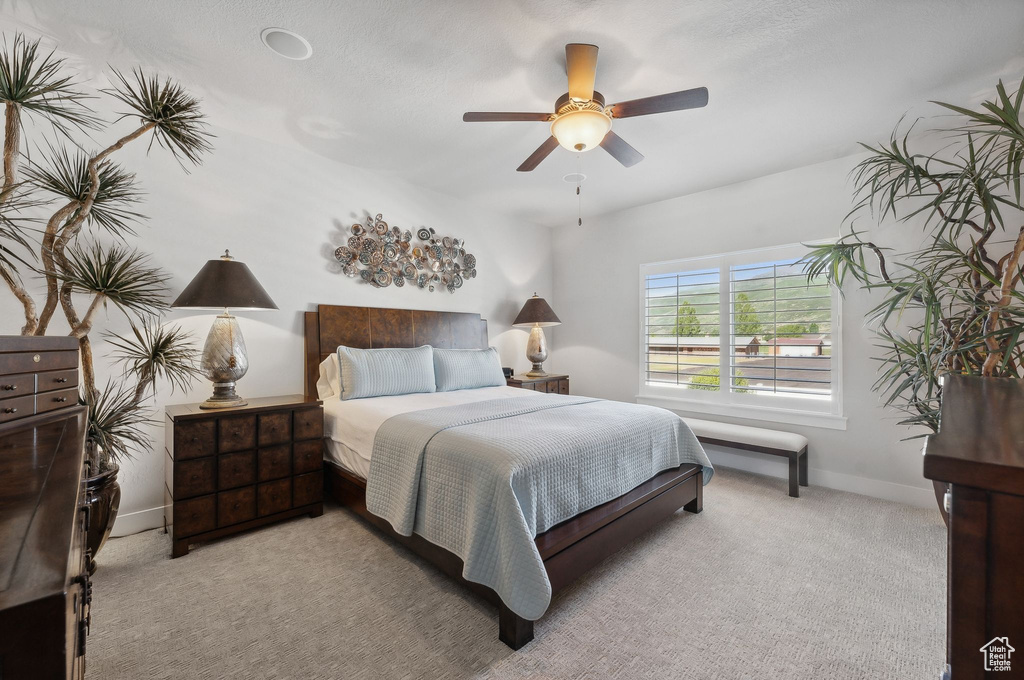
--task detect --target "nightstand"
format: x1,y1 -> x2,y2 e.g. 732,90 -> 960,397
506,373 -> 569,394
163,394 -> 324,558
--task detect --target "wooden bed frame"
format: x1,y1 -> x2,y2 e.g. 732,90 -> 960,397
304,304 -> 704,649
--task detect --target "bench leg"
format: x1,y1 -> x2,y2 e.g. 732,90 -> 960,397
798,447 -> 808,487
498,602 -> 534,650
788,454 -> 799,498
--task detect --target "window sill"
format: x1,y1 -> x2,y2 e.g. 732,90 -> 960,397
636,394 -> 848,431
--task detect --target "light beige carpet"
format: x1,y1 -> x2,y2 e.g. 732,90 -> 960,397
87,469 -> 946,679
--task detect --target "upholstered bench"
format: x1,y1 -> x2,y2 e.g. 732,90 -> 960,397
683,418 -> 809,498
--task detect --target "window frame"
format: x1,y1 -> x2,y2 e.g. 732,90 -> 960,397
637,242 -> 846,430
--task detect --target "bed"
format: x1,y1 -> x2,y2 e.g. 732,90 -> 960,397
304,304 -> 710,649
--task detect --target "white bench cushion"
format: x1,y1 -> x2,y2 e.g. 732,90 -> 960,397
683,417 -> 808,453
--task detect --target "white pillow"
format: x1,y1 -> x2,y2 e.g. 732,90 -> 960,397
316,354 -> 341,399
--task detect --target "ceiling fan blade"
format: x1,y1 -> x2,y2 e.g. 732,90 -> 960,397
599,131 -> 644,167
565,43 -> 599,101
463,112 -> 552,122
517,136 -> 560,172
610,87 -> 709,118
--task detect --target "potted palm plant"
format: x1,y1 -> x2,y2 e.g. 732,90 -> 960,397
0,33 -> 212,570
801,76 -> 1024,520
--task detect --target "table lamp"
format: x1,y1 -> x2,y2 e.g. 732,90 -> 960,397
172,250 -> 277,409
513,293 -> 561,377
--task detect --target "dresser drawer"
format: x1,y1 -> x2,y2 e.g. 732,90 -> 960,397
0,371 -> 33,396
558,379 -> 569,395
0,393 -> 34,422
258,411 -> 291,446
258,479 -> 291,516
218,486 -> 256,527
36,387 -> 78,414
219,415 -> 256,452
37,368 -> 78,393
294,407 -> 323,440
219,451 -> 256,489
0,349 -> 78,374
293,471 -> 323,507
293,439 -> 322,474
544,380 -> 559,393
174,494 -> 216,537
174,420 -> 216,460
174,457 -> 216,499
258,444 -> 291,481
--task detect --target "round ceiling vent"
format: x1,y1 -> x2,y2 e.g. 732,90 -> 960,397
261,28 -> 313,60
562,172 -> 587,183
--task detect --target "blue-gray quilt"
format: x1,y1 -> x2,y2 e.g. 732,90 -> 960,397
365,393 -> 712,620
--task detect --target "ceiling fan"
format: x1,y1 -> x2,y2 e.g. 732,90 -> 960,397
463,43 -> 708,172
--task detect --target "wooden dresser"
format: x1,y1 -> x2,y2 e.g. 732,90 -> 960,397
0,405 -> 91,680
164,395 -> 325,557
923,375 -> 1024,680
506,373 -> 569,394
0,336 -> 79,426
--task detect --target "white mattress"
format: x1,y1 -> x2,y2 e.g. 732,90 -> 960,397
322,385 -> 540,478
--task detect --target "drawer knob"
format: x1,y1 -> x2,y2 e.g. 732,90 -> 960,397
56,377 -> 68,383
55,396 -> 68,402
3,407 -> 16,414
1,384 -> 15,390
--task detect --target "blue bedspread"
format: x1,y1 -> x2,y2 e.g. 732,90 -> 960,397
365,393 -> 712,620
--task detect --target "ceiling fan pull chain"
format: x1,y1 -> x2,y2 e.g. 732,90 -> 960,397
577,153 -> 583,227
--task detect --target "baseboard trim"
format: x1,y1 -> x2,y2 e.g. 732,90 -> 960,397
111,504 -> 167,537
703,445 -> 936,509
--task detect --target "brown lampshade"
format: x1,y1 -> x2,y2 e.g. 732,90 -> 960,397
171,251 -> 277,311
513,294 -> 561,328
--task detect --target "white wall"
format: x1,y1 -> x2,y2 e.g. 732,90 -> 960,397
0,122 -> 554,535
549,154 -> 936,508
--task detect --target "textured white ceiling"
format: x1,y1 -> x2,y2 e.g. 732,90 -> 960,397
6,0 -> 1024,227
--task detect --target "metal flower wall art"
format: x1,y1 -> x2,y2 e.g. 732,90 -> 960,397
334,214 -> 478,293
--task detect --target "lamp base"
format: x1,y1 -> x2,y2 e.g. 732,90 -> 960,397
198,381 -> 248,410
524,363 -> 550,378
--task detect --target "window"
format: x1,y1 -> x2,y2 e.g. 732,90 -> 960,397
639,243 -> 843,426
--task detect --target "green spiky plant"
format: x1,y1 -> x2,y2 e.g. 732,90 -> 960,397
0,32 -> 213,472
801,76 -> 1024,436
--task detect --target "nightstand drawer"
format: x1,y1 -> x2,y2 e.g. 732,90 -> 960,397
258,411 -> 291,446
294,407 -> 323,440
544,380 -> 559,393
258,444 -> 291,481
293,440 -> 322,474
293,471 -> 323,507
218,451 -> 256,489
174,420 -> 216,460
219,415 -> 256,452
218,486 -> 256,527
175,457 -> 216,498
0,349 -> 77,374
258,479 -> 291,516
558,379 -> 569,394
174,495 -> 216,537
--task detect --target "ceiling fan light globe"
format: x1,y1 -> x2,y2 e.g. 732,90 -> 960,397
550,109 -> 611,153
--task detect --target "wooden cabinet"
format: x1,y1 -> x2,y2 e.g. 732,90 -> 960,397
0,406 -> 91,680
0,336 -> 80,425
923,375 -> 1024,680
164,395 -> 324,558
506,373 -> 569,394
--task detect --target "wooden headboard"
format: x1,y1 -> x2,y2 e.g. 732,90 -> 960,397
303,304 -> 489,397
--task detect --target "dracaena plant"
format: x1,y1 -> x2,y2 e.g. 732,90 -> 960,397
0,32 -> 213,471
801,76 -> 1024,435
